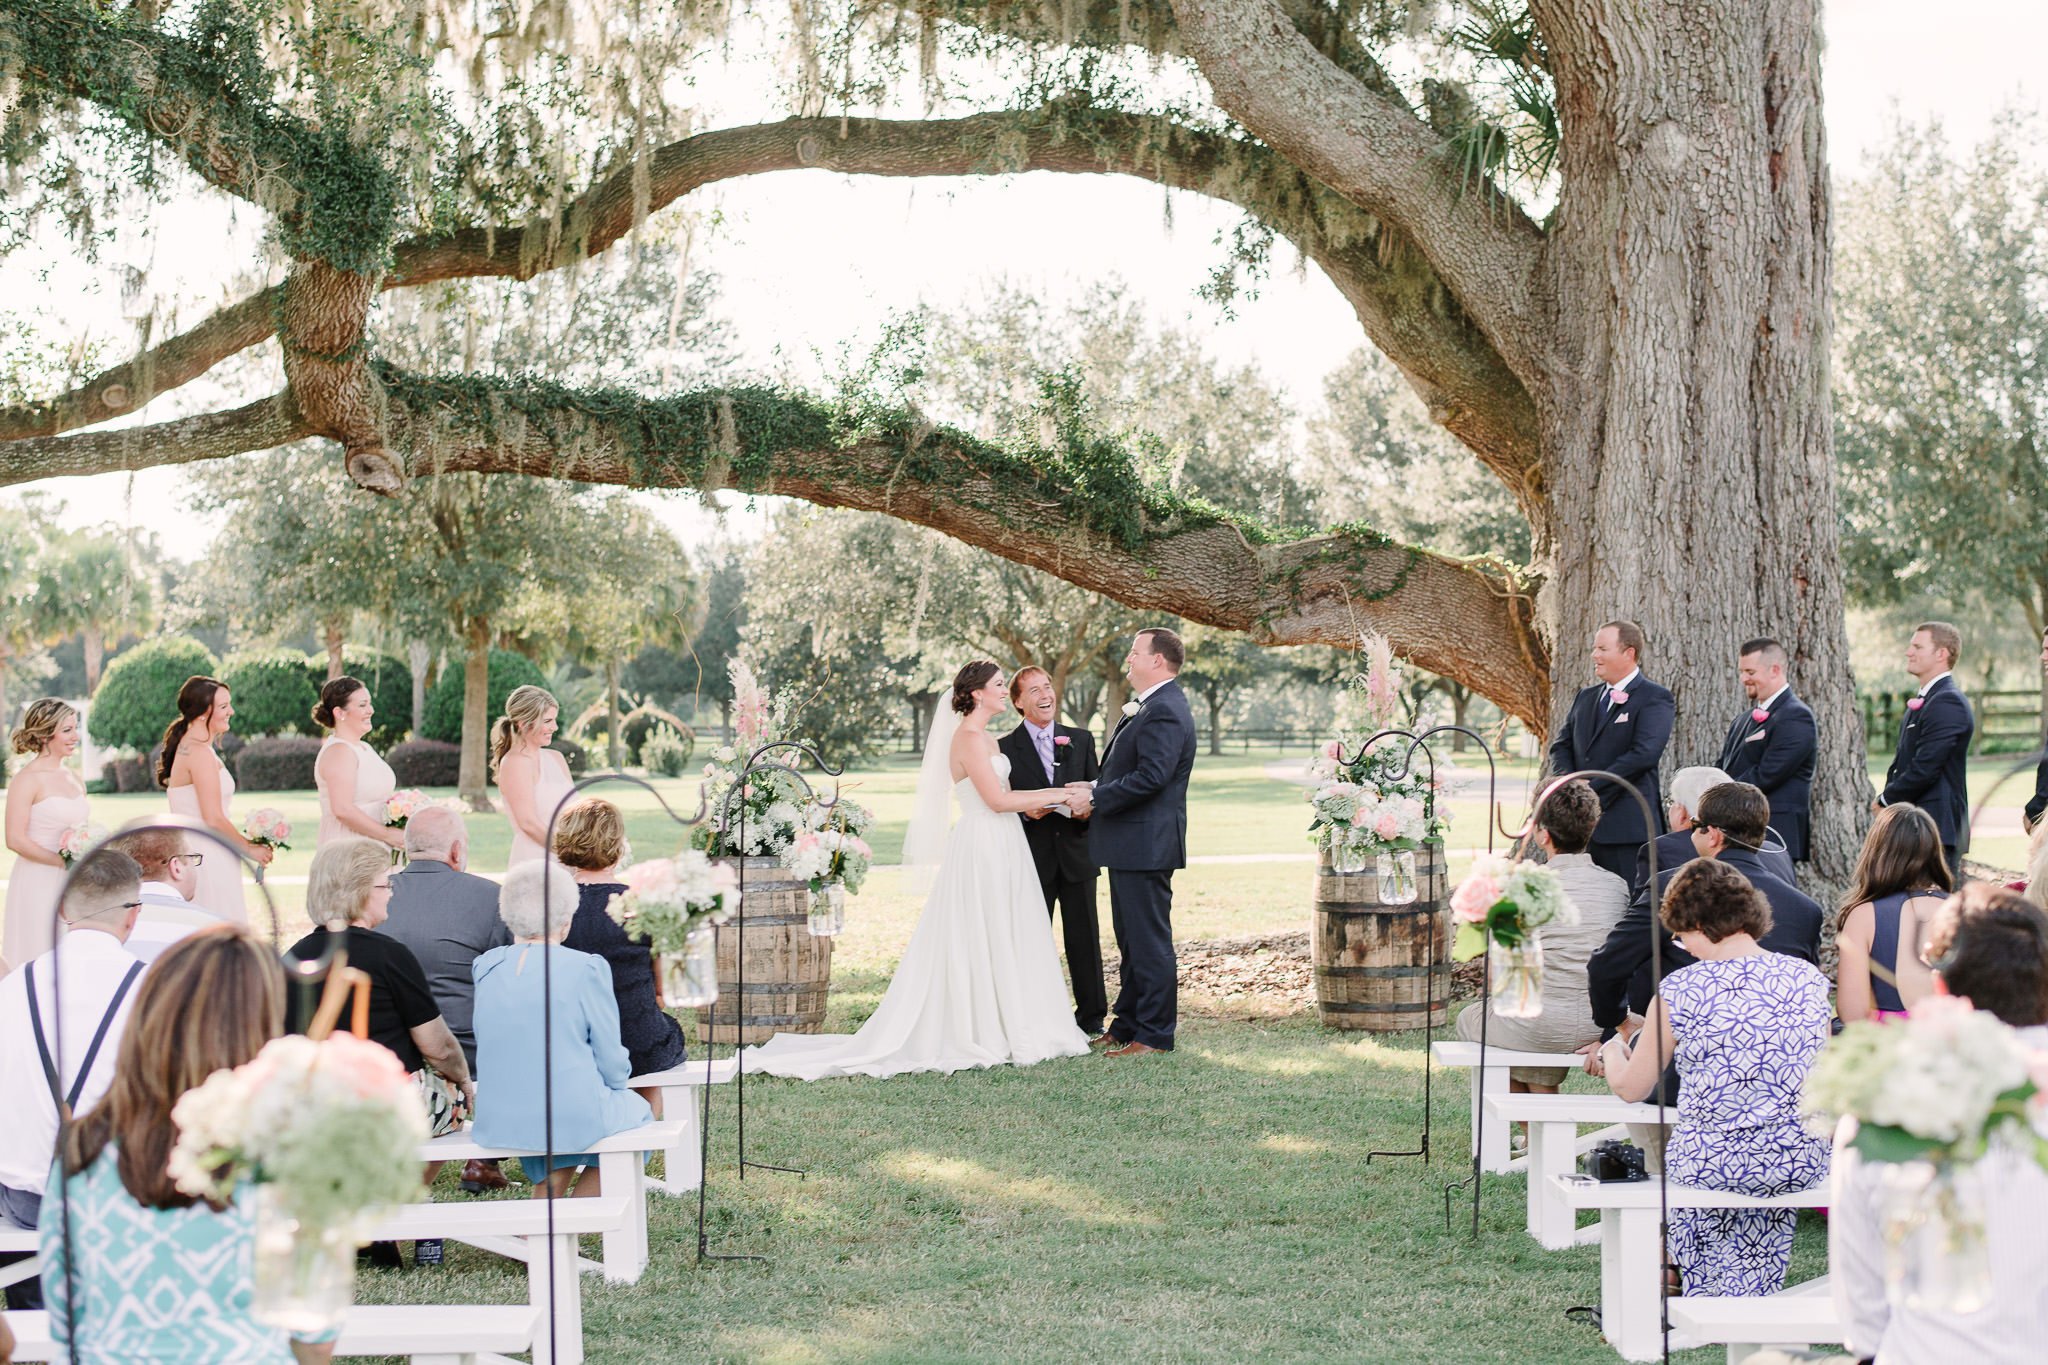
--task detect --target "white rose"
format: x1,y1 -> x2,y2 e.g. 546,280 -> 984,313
1121,701 -> 1140,717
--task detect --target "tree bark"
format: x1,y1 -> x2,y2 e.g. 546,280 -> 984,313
407,638 -> 430,739
459,621 -> 493,811
322,617 -> 345,681
605,658 -> 624,770
82,627 -> 104,695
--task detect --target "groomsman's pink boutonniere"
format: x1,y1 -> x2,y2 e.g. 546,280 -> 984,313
1053,736 -> 1071,748
1907,697 -> 1925,711
1609,688 -> 1630,705
1751,707 -> 1770,724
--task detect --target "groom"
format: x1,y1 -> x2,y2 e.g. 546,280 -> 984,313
1068,628 -> 1196,1057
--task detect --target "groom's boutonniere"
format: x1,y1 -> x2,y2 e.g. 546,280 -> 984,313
1121,700 -> 1141,718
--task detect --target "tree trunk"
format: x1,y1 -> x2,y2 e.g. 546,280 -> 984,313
719,696 -> 732,743
82,627 -> 105,695
458,621 -> 493,811
407,638 -> 430,739
1206,690 -> 1224,757
1450,685 -> 1470,753
605,658 -> 624,770
1533,0 -> 1866,891
322,617 -> 346,681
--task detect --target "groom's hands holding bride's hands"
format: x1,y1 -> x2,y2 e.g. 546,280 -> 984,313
1064,781 -> 1095,817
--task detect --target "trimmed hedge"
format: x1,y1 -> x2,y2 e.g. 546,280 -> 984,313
102,757 -> 152,793
88,636 -> 218,751
387,739 -> 461,788
422,650 -> 548,746
236,735 -> 325,792
308,649 -> 412,749
220,650 -> 320,738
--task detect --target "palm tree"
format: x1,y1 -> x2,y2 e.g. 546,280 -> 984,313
38,529 -> 156,694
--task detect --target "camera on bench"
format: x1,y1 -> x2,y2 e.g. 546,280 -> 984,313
1579,1138 -> 1648,1183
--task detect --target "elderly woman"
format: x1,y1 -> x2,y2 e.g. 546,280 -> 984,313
282,837 -> 474,1116
472,859 -> 651,1198
555,798 -> 687,1103
43,926 -> 335,1363
1599,858 -> 1831,1297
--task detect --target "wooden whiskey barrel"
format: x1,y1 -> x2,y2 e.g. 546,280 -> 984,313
693,856 -> 833,1045
1311,844 -> 1451,1031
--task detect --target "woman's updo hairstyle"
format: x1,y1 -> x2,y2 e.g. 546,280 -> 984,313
11,697 -> 76,756
156,676 -> 226,788
312,675 -> 368,730
951,661 -> 1002,716
490,684 -> 559,773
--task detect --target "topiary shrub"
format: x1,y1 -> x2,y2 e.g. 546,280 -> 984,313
88,636 -> 219,751
642,725 -> 690,778
422,650 -> 548,747
621,704 -> 693,766
107,757 -> 152,793
236,735 -> 324,792
549,736 -> 590,777
306,649 -> 414,748
220,651 -> 320,738
387,739 -> 461,788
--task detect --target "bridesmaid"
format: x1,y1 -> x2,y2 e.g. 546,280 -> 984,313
161,677 -> 268,923
313,676 -> 401,850
495,685 -> 574,869
4,699 -> 91,970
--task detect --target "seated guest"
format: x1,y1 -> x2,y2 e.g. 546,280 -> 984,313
554,799 -> 687,1109
1599,859 -> 1830,1297
109,826 -> 227,964
1833,885 -> 2048,1362
1834,804 -> 1953,1022
1455,780 -> 1629,1096
377,805 -> 510,1193
1632,764 -> 1795,900
472,858 -> 652,1199
284,837 -> 474,1116
0,849 -> 146,1310
43,925 -> 336,1363
1589,782 -> 1823,1044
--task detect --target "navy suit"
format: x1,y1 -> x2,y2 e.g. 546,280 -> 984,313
1587,846 -> 1824,1037
1716,690 -> 1817,861
998,720 -> 1106,1033
1546,674 -> 1676,882
2022,754 -> 2047,831
1880,675 -> 1975,864
1088,679 -> 1197,1050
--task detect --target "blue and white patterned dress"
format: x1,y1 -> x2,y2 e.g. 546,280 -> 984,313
40,1145 -> 336,1364
1661,953 -> 1832,1297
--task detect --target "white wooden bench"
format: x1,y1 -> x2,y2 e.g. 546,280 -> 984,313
0,1210 -> 35,1290
416,1118 -> 684,1285
1432,1040 -> 1593,1173
1666,1279 -> 1841,1365
1481,1091 -> 1667,1249
1547,1172 -> 1830,1362
5,1303 -> 542,1363
626,1055 -> 740,1196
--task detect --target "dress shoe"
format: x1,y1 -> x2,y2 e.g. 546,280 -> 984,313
357,1240 -> 404,1269
1089,1032 -> 1120,1049
1106,1040 -> 1165,1058
459,1157 -> 511,1193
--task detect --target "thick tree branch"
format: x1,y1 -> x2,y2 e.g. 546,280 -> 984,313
1167,0 -> 1551,385
0,391 -> 310,480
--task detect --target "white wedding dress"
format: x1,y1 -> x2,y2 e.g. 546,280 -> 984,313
745,752 -> 1092,1080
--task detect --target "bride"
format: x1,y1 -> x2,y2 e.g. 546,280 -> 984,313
746,661 -> 1094,1079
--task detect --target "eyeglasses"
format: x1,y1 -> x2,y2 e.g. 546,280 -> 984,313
370,881 -> 394,894
118,901 -> 143,911
172,852 -> 205,868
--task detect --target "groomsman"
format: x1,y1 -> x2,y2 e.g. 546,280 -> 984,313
1715,638 -> 1818,862
2027,625 -> 2048,835
1876,621 -> 1975,875
996,666 -> 1107,1036
1547,620 -> 1676,882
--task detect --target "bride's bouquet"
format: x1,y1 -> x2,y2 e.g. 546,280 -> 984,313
56,820 -> 108,869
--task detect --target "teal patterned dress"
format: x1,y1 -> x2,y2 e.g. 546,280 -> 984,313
39,1145 -> 338,1363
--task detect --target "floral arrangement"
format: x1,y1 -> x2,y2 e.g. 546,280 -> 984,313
604,849 -> 742,955
1306,778 -> 1431,857
169,1033 -> 428,1234
57,821 -> 108,869
1448,854 -> 1577,960
1801,995 -> 2048,1169
783,828 -> 875,895
689,661 -> 814,858
382,789 -> 433,830
1305,632 -> 1452,858
243,808 -> 292,853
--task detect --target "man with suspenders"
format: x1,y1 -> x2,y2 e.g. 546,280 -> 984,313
0,850 -> 148,1310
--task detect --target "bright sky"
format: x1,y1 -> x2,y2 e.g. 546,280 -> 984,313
10,0 -> 2045,560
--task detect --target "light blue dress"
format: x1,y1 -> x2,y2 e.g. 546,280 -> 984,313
471,943 -> 652,1177
40,1146 -> 335,1364
1661,953 -> 1833,1296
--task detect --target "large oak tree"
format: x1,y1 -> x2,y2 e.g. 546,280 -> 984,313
0,0 -> 1868,877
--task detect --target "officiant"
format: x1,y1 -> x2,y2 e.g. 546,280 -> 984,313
999,667 -> 1108,1036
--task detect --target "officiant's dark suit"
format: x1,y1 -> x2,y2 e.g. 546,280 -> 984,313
1715,689 -> 1817,861
1089,674 -> 1197,1053
1879,673 -> 1975,871
999,713 -> 1107,1035
1547,665 -> 1675,884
